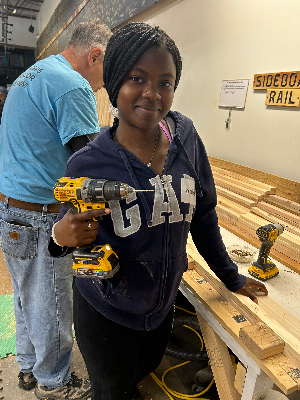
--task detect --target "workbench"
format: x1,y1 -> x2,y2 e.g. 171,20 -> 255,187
180,229 -> 300,400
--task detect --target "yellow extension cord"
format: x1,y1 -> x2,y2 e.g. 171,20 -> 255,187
150,306 -> 213,400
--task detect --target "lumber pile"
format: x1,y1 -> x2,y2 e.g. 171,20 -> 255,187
211,165 -> 300,274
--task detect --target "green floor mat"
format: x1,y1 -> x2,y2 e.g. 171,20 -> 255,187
0,293 -> 16,358
0,293 -> 76,359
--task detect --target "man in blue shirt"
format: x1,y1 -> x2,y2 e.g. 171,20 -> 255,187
0,18 -> 111,399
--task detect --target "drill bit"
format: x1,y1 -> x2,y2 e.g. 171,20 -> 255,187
134,189 -> 154,192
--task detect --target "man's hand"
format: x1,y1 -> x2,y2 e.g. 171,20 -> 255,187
236,277 -> 268,304
53,208 -> 111,247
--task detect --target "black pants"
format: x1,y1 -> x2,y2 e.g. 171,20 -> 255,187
73,284 -> 174,400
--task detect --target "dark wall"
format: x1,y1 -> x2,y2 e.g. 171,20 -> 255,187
37,0 -> 160,59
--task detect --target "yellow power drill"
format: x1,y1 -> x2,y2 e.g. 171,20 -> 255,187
53,177 -> 145,279
248,223 -> 284,281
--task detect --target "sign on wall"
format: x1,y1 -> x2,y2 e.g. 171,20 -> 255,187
253,71 -> 300,107
219,80 -> 249,108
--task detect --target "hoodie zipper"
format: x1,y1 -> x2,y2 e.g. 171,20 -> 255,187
145,172 -> 171,330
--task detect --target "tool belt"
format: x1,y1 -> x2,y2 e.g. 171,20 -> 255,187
0,192 -> 62,213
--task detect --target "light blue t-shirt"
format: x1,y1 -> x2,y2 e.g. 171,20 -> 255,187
0,54 -> 100,203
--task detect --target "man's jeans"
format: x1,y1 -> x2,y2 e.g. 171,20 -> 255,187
0,199 -> 73,388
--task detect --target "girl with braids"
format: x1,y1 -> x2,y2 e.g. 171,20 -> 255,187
52,22 -> 267,400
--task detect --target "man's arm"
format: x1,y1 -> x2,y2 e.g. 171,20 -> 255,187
66,132 -> 98,154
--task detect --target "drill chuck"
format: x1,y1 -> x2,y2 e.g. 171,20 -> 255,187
79,178 -> 134,203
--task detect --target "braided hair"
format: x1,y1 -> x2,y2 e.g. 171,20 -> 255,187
103,22 -> 182,108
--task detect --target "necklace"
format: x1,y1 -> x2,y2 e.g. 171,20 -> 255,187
113,127 -> 160,168
147,127 -> 160,167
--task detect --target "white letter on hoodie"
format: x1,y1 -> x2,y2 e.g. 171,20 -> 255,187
150,175 -> 183,226
109,193 -> 141,237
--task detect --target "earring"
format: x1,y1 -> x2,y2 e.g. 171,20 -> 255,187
108,104 -> 119,118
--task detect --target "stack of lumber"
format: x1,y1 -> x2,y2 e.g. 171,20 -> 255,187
211,165 -> 300,274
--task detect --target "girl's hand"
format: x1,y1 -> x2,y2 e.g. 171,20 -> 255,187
236,277 -> 268,304
53,208 -> 111,247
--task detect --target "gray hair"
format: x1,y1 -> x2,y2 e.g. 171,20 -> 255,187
67,18 -> 112,54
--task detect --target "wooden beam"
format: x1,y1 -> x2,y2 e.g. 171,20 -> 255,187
216,186 -> 256,208
213,169 -> 273,196
196,312 -> 241,400
234,362 -> 246,395
208,156 -> 300,203
212,165 -> 276,194
257,202 -> 300,227
265,195 -> 300,216
239,323 -> 285,359
214,176 -> 266,201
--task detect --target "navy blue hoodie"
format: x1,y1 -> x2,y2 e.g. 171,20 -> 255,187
57,111 -> 246,331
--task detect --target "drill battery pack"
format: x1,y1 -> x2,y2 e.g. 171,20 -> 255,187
248,261 -> 279,281
72,244 -> 120,279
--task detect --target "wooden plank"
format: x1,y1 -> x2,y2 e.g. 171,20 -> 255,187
213,169 -> 272,196
214,176 -> 265,201
196,312 -> 240,400
216,186 -> 256,208
257,202 -> 300,227
95,88 -> 114,127
234,362 -> 246,395
208,156 -> 300,203
265,195 -> 300,216
182,269 -> 299,394
212,165 -> 276,193
216,204 -> 241,223
239,323 -> 285,360
187,254 -> 194,270
250,207 -> 300,237
217,196 -> 249,214
186,238 -> 300,371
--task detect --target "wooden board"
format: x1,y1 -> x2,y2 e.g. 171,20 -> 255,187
234,363 -> 246,395
214,176 -> 265,201
95,88 -> 114,127
213,170 -> 270,195
239,323 -> 285,360
212,165 -> 276,193
209,156 -> 300,203
257,202 -> 300,227
216,186 -> 256,208
217,196 -> 249,215
265,195 -> 300,215
196,312 -> 241,400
